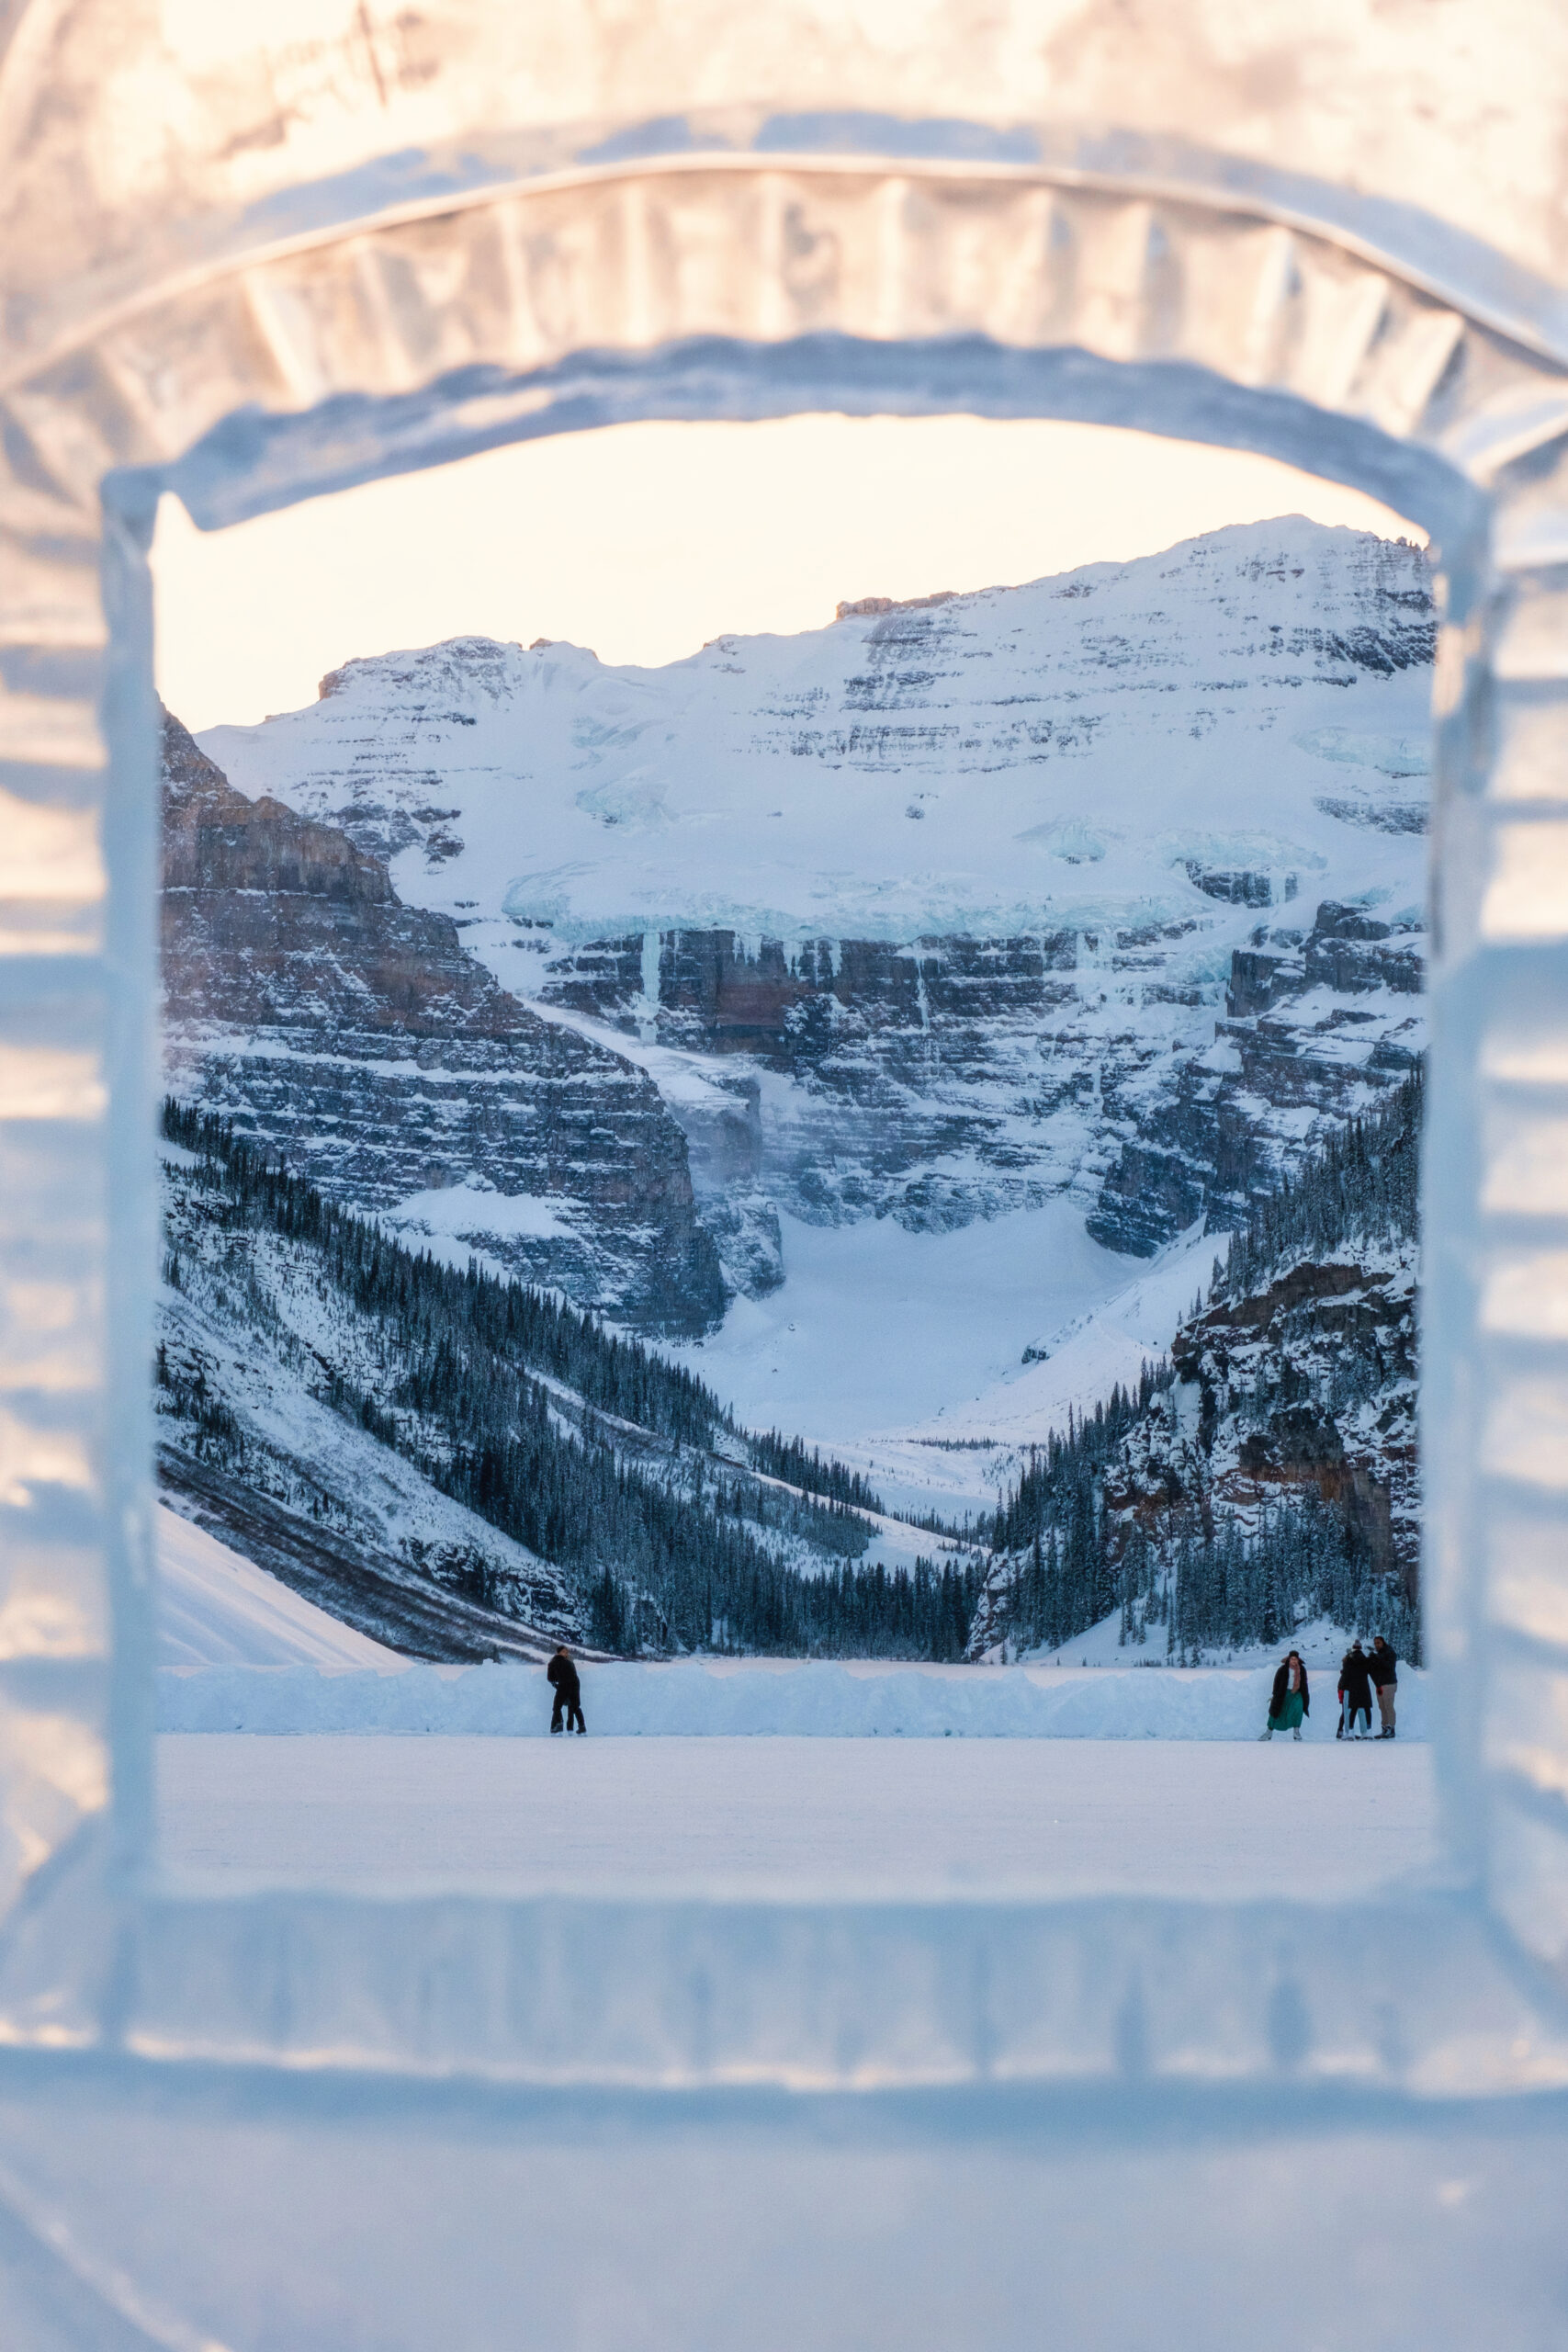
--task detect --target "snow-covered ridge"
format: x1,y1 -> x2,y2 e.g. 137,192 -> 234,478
202,517 -> 1432,949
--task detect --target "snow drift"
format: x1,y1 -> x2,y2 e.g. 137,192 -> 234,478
156,1654 -> 1427,1739
157,1506 -> 405,1669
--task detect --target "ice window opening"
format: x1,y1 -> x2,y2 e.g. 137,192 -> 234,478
144,413 -> 1444,1913
6,99 -> 1568,2131
10,11 -> 1568,2337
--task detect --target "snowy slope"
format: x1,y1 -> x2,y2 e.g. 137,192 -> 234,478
157,1504 -> 406,1669
658,1203 -> 1213,1519
201,519 -> 1431,954
158,1142 -> 587,1655
771,1219 -> 1225,1518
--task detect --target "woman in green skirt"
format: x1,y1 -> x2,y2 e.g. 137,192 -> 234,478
1261,1650 -> 1310,1740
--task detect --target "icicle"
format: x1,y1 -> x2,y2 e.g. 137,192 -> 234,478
638,929 -> 660,1043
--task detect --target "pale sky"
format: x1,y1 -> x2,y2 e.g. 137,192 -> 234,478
152,415 -> 1424,735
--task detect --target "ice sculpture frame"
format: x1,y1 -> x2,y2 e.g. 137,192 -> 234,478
5,109 -> 1568,2104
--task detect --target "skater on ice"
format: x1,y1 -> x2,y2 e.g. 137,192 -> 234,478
1261,1650 -> 1309,1739
1369,1635 -> 1398,1737
1338,1642 -> 1374,1738
547,1645 -> 586,1736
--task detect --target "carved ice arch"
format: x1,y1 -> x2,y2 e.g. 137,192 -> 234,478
6,125 -> 1568,2087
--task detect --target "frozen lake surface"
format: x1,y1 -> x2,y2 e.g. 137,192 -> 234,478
157,1734 -> 1443,1901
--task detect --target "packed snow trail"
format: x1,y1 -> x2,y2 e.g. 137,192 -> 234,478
156,1734 -> 1442,1900
158,1514 -> 1427,1743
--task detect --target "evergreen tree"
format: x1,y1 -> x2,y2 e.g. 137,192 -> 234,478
157,1101 -> 984,1660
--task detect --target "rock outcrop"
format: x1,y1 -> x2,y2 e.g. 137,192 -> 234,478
161,712 -> 726,1336
1120,1248 -> 1418,1593
1087,899 -> 1424,1253
536,895 -> 1424,1244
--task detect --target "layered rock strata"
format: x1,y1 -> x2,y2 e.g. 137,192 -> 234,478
1087,900 -> 1424,1252
160,712 -> 725,1335
535,900 -> 1424,1243
197,520 -> 1437,1271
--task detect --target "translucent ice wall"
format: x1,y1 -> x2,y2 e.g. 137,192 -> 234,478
0,0 -> 1567,2055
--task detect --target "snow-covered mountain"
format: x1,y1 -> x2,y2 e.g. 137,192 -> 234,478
156,1111 -> 976,1660
162,710 -> 726,1337
200,518 -> 1430,1278
186,517 -> 1434,1505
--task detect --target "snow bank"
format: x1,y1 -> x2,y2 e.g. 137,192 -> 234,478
156,1656 -> 1428,1738
157,1510 -> 1427,1740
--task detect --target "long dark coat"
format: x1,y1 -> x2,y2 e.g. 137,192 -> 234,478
1269,1660 -> 1310,1718
547,1653 -> 581,1705
1338,1649 -> 1373,1708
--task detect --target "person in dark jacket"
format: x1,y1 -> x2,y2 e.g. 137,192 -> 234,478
547,1645 -> 585,1735
1261,1651 -> 1309,1739
1338,1641 -> 1374,1738
1369,1635 -> 1398,1737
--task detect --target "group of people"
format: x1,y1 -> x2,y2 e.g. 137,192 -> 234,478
1335,1636 -> 1398,1738
1260,1636 -> 1398,1741
548,1634 -> 1399,1744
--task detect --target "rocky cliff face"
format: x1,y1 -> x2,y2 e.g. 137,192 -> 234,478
537,894 -> 1425,1245
1088,898 -> 1423,1252
199,520 -> 1434,1280
161,712 -> 726,1336
966,1076 -> 1421,1663
1118,1245 -> 1418,1593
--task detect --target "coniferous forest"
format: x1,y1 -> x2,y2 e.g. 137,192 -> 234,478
978,1073 -> 1423,1665
159,1102 -> 983,1657
160,1075 -> 1422,1664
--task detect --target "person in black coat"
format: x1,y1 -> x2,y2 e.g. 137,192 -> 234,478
1369,1635 -> 1398,1738
1338,1641 -> 1374,1738
1261,1651 -> 1309,1739
547,1645 -> 585,1735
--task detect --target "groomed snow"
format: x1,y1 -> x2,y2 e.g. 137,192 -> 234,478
158,1495 -> 1418,1736
155,1733 -> 1442,1900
